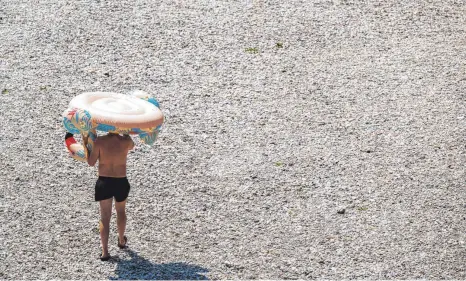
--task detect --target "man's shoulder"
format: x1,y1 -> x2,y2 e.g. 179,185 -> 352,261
123,135 -> 135,148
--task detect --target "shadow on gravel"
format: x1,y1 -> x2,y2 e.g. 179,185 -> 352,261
109,249 -> 209,280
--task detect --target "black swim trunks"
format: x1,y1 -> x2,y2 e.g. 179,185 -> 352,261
95,176 -> 130,202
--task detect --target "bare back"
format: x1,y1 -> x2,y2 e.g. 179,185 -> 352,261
94,134 -> 134,177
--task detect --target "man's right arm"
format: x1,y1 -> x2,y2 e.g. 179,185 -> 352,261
124,135 -> 135,150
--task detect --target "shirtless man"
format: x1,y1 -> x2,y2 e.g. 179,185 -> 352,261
83,132 -> 134,261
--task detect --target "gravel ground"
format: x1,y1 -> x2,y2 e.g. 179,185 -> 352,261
1,0 -> 465,279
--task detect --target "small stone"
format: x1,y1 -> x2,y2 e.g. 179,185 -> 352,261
337,208 -> 346,214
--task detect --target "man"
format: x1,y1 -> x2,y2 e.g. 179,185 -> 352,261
83,132 -> 135,261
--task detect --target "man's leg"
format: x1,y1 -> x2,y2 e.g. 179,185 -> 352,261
99,198 -> 113,258
115,199 -> 127,246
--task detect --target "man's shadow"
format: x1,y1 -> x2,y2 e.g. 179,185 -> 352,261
109,250 -> 209,280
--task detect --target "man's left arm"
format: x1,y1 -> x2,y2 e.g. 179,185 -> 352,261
84,136 -> 100,166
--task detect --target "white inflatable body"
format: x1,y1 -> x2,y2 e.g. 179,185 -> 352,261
63,91 -> 163,161
69,92 -> 163,129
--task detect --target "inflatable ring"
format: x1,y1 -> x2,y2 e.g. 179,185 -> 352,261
63,91 -> 164,162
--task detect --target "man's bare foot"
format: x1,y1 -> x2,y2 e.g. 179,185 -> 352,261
100,253 -> 111,261
118,236 -> 128,249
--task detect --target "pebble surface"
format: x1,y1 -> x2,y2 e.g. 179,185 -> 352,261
1,0 -> 465,279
